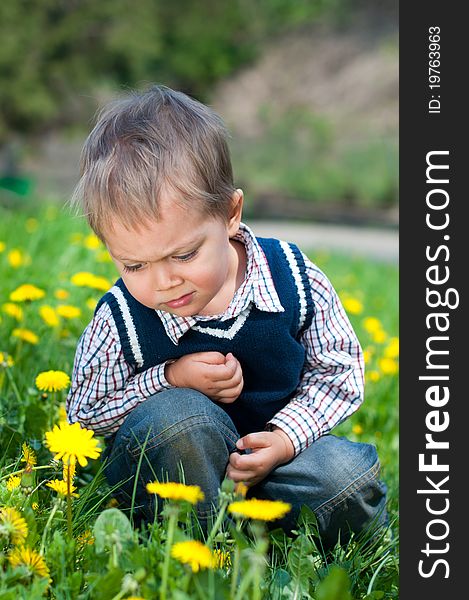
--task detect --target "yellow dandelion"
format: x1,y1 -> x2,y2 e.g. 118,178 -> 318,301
352,424 -> 364,435
56,304 -> 81,319
7,249 -> 24,268
84,233 -> 102,250
46,479 -> 79,498
39,305 -> 60,327
63,461 -> 76,482
228,499 -> 291,522
12,328 -> 39,345
10,284 -> 46,302
44,421 -> 102,467
146,481 -> 205,504
8,546 -> 50,580
0,240 -> 5,252
86,298 -> 98,311
171,540 -> 216,572
54,288 -> 70,300
384,337 -> 399,359
0,351 -> 14,368
70,272 -> 111,291
97,249 -> 112,263
378,357 -> 399,375
77,529 -> 95,548
235,482 -> 249,498
367,370 -> 381,383
25,218 -> 39,233
58,404 -> 68,424
213,548 -> 231,569
0,507 -> 28,545
342,297 -> 364,315
32,502 -> 39,511
372,329 -> 387,344
6,475 -> 22,491
21,442 -> 37,467
2,302 -> 23,321
35,370 -> 70,392
363,349 -> 372,365
362,317 -> 382,334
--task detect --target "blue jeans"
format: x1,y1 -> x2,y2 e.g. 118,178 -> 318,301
103,388 -> 387,547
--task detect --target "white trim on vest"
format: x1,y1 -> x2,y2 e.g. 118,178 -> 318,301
110,285 -> 144,368
191,305 -> 252,340
279,241 -> 307,331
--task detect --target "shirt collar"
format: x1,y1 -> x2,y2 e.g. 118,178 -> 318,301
156,222 -> 284,344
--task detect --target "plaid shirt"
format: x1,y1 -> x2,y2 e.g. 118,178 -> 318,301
66,223 -> 364,455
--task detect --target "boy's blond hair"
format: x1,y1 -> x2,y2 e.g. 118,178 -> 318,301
71,85 -> 235,240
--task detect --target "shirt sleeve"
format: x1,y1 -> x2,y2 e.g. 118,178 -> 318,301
66,303 -> 173,436
266,254 -> 365,455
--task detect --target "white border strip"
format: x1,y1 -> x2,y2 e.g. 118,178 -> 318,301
279,241 -> 307,331
110,286 -> 144,367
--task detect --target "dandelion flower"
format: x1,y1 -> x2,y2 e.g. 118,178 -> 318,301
0,351 -> 14,368
362,317 -> 382,334
32,502 -> 39,511
235,482 -> 248,498
39,305 -> 60,327
77,529 -> 95,548
44,421 -> 102,467
21,442 -> 37,467
378,357 -> 399,375
213,548 -> 231,569
70,272 -> 111,291
2,302 -> 23,321
384,337 -> 399,359
8,546 -> 50,580
86,298 -> 98,311
372,329 -> 387,344
46,479 -> 79,498
54,288 -> 70,300
12,328 -> 39,345
84,233 -> 102,249
342,297 -> 364,315
171,540 -> 216,572
7,249 -> 24,268
228,498 -> 291,521
352,424 -> 364,435
0,240 -> 5,252
56,304 -> 81,319
367,370 -> 381,383
35,370 -> 70,392
6,475 -> 22,491
0,507 -> 28,545
146,481 -> 204,504
10,284 -> 46,302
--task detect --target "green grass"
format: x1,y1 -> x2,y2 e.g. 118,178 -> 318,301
0,202 -> 398,598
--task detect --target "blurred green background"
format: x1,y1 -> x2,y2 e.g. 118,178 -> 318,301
0,0 -> 397,226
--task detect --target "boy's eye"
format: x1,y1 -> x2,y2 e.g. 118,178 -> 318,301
123,264 -> 142,273
174,250 -> 198,262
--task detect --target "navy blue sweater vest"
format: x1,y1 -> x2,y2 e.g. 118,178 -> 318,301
96,238 -> 314,436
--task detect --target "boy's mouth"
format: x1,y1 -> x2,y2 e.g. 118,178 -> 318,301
164,292 -> 194,309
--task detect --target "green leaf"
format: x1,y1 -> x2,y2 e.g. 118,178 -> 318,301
315,566 -> 352,600
287,533 -> 315,597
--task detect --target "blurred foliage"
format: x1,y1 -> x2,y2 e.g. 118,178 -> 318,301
0,0 -> 342,145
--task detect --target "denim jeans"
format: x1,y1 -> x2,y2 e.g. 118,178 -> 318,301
103,388 -> 387,547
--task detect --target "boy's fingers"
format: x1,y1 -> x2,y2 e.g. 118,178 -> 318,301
236,432 -> 271,450
195,351 -> 226,365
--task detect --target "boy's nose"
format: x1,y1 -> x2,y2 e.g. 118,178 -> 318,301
152,265 -> 183,291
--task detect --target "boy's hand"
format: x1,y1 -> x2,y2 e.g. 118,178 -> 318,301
165,352 -> 243,404
225,427 -> 295,487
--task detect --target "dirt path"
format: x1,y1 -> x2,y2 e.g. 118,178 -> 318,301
245,219 -> 398,263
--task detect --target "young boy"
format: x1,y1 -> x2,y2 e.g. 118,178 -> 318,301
67,84 -> 387,547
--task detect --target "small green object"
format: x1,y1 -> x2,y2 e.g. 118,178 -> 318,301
0,176 -> 32,196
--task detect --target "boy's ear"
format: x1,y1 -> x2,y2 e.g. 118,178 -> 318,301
227,189 -> 244,236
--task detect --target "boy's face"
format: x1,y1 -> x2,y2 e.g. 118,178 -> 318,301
104,190 -> 244,317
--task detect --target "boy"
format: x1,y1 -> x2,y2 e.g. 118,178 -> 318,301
67,84 -> 387,547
